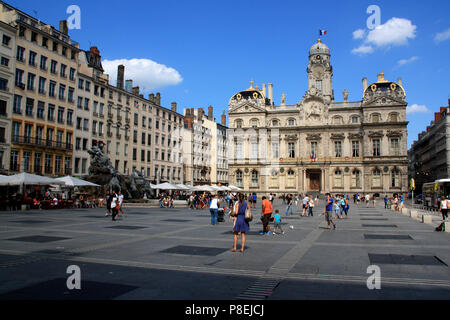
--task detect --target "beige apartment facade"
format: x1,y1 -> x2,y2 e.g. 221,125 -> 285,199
77,53 -> 184,183
228,39 -> 408,195
1,3 -> 78,177
0,20 -> 16,173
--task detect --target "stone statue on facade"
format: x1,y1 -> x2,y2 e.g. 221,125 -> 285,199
343,89 -> 349,102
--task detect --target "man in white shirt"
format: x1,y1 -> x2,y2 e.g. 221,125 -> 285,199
118,191 -> 125,218
209,194 -> 220,225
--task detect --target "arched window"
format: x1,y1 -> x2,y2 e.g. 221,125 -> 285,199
236,170 -> 243,187
250,118 -> 259,128
251,170 -> 259,187
352,169 -> 361,188
372,168 -> 381,188
288,118 -> 296,126
389,113 -> 398,122
392,169 -> 400,188
272,119 -> 280,127
332,116 -> 343,125
334,169 -> 343,188
371,113 -> 381,123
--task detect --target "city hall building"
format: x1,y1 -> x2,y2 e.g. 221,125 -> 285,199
227,39 -> 408,196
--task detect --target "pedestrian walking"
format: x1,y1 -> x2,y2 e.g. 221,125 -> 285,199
365,194 -> 370,208
272,210 -> 284,235
439,196 -> 448,221
105,190 -> 112,217
285,194 -> 293,216
322,193 -> 336,230
308,197 -> 315,216
231,193 -> 250,252
302,194 -> 309,216
261,196 -> 273,235
373,194 -> 377,207
384,195 -> 388,209
118,190 -> 125,218
334,199 -> 341,219
209,194 -> 219,226
343,196 -> 349,218
111,191 -> 119,221
252,193 -> 257,209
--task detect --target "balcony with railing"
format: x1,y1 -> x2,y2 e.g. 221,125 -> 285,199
12,136 -> 73,151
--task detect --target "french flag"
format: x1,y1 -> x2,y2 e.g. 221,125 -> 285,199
311,153 -> 317,162
319,30 -> 327,36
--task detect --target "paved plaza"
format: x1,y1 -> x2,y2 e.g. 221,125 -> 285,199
0,199 -> 449,300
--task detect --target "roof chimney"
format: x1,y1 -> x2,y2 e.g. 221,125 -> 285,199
435,112 -> 442,123
59,20 -> 68,35
171,102 -> 177,112
362,77 -> 368,92
268,83 -> 273,105
208,105 -> 213,120
117,65 -> 125,89
132,86 -> 140,96
149,93 -> 155,103
221,111 -> 226,126
156,93 -> 161,105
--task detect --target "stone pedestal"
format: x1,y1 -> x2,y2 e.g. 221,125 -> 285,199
422,215 -> 432,224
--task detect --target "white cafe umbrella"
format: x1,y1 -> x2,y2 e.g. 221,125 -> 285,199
175,184 -> 191,191
228,185 -> 243,191
194,185 -> 216,192
0,173 -> 65,186
55,176 -> 100,187
153,182 -> 179,190
220,186 -> 232,191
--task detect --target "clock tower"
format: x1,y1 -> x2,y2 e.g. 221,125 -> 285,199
307,39 -> 334,101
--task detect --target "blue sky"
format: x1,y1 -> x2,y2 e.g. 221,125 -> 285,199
12,0 -> 450,147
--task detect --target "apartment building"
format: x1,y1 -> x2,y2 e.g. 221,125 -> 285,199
77,55 -> 184,183
1,3 -> 78,176
0,20 -> 15,173
183,106 -> 229,186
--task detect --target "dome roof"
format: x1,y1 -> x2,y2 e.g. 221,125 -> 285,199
364,71 -> 406,96
309,39 -> 330,56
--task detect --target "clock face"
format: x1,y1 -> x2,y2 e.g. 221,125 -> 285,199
316,55 -> 321,60
312,65 -> 324,78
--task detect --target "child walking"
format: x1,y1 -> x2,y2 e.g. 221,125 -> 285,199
272,210 -> 284,235
334,199 -> 341,219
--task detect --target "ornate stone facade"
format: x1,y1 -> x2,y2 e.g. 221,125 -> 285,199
227,39 -> 408,196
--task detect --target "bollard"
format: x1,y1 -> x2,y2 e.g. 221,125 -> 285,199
422,215 -> 432,224
445,222 -> 450,233
410,210 -> 418,219
402,208 -> 408,215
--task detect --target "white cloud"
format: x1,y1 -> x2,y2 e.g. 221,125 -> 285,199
351,45 -> 374,55
398,56 -> 419,66
352,17 -> 417,55
353,29 -> 365,40
102,58 -> 183,91
366,17 -> 417,47
434,27 -> 450,43
406,104 -> 430,115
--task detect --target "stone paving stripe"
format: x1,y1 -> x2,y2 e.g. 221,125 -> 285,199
364,234 -> 413,240
0,278 -> 138,300
5,235 -> 70,243
368,253 -> 448,266
362,224 -> 397,228
160,245 -> 229,257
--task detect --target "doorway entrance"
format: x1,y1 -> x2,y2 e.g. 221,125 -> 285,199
307,169 -> 321,192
